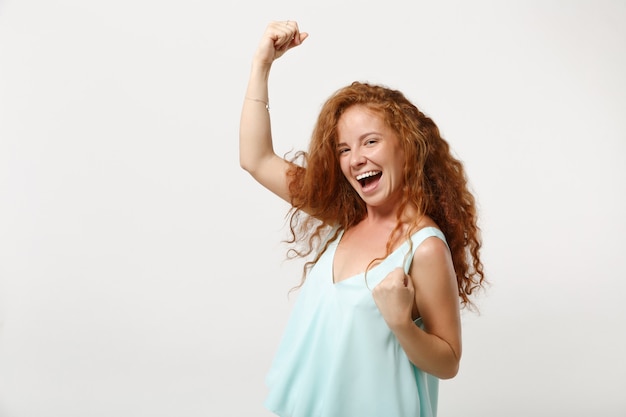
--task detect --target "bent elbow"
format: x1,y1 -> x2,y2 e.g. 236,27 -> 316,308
239,155 -> 257,175
436,358 -> 460,380
239,159 -> 251,173
239,149 -> 272,176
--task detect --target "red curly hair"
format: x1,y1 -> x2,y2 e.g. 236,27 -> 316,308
285,81 -> 485,307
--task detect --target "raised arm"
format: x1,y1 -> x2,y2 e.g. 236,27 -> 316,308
239,21 -> 308,203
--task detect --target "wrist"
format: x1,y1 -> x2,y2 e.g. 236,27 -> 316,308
251,56 -> 273,74
389,317 -> 417,335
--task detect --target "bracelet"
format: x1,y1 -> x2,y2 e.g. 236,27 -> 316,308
245,96 -> 270,111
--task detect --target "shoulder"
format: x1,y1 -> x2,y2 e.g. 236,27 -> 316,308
408,232 -> 457,296
408,223 -> 448,258
408,227 -> 454,279
413,234 -> 451,265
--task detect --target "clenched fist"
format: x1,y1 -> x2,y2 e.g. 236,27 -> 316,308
372,267 -> 416,331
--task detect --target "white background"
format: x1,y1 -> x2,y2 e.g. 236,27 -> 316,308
1,1 -> 625,416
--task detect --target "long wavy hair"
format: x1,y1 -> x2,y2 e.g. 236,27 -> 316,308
285,81 -> 485,307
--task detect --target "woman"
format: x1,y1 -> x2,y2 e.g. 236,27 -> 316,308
240,21 -> 485,417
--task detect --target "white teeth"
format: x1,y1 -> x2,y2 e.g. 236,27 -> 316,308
356,171 -> 381,180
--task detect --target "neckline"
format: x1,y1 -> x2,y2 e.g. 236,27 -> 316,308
331,229 -> 411,286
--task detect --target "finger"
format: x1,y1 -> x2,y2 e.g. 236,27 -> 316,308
404,273 -> 414,290
288,20 -> 300,42
267,21 -> 292,44
297,32 -> 309,44
276,20 -> 306,48
274,30 -> 295,50
276,20 -> 297,39
288,21 -> 309,45
390,267 -> 406,286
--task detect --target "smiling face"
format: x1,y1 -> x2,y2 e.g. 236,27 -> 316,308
336,105 -> 406,212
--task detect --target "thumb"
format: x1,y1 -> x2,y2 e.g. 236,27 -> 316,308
404,273 -> 414,290
293,32 -> 309,46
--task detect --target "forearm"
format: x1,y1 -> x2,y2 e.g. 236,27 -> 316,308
392,321 -> 460,379
239,62 -> 275,174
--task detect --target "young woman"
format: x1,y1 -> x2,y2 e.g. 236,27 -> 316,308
240,21 -> 485,417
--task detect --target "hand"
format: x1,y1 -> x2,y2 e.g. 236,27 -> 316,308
254,21 -> 308,66
372,267 -> 415,331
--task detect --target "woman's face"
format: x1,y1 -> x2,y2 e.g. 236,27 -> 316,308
336,105 -> 406,211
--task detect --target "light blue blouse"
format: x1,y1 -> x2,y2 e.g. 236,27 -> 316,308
265,227 -> 447,417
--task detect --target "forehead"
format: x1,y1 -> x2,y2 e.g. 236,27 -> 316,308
336,105 -> 387,136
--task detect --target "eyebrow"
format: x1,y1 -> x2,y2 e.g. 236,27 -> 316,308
336,131 -> 382,148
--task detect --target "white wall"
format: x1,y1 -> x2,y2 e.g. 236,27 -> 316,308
1,1 -> 624,416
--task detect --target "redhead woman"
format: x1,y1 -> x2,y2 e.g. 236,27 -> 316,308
239,21 -> 485,417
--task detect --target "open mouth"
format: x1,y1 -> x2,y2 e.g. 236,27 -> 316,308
356,170 -> 382,189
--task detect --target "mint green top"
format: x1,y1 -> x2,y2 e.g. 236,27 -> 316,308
265,227 -> 447,417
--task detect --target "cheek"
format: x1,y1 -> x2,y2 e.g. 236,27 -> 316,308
338,159 -> 359,189
387,154 -> 407,185
338,157 -> 351,177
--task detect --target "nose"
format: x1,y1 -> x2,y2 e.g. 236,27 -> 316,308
350,148 -> 366,168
